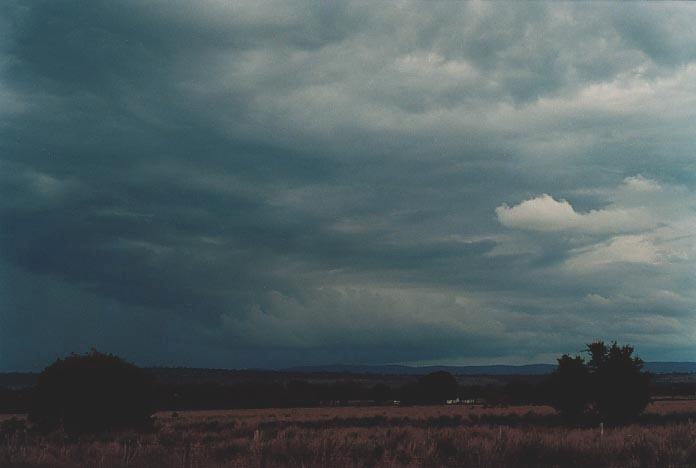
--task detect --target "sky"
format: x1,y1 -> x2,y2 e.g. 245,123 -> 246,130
2,1 -> 696,371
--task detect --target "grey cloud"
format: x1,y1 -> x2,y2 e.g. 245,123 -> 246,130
2,1 -> 696,370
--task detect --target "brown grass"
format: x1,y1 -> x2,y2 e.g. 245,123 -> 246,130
3,401 -> 696,467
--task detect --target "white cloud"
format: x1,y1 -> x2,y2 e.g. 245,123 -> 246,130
495,194 -> 654,234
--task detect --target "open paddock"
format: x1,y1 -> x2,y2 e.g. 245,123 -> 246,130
2,401 -> 696,467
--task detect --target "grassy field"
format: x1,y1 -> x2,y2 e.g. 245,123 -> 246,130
3,401 -> 696,467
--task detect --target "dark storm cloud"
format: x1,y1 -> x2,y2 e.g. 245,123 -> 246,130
2,1 -> 696,370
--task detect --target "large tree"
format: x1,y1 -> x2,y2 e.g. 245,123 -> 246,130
586,341 -> 651,424
549,341 -> 651,424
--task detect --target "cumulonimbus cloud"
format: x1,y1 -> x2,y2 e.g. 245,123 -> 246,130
4,1 -> 696,369
495,194 -> 655,234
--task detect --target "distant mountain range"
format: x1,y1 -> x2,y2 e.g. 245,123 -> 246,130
286,362 -> 696,376
284,364 -> 556,375
2,362 -> 696,389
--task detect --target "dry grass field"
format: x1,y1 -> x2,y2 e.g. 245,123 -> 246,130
3,401 -> 696,467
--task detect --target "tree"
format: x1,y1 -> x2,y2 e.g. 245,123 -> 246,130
370,383 -> 393,404
586,341 -> 651,424
30,349 -> 153,433
549,341 -> 651,424
416,371 -> 458,404
548,354 -> 590,421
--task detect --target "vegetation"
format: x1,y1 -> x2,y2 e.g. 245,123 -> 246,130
0,343 -> 676,418
397,371 -> 460,405
416,371 -> 459,404
0,343 -> 683,466
588,341 -> 651,424
548,354 -> 590,422
29,350 -> 153,433
4,402 -> 696,467
550,341 -> 651,424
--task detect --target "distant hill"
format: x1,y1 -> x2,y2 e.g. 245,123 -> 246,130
284,364 -> 557,375
286,362 -> 696,375
643,362 -> 696,374
2,362 -> 696,388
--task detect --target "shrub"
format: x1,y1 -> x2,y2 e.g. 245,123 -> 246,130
29,349 -> 153,433
0,417 -> 27,441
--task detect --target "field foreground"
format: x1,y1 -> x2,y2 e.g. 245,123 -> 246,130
4,401 -> 696,467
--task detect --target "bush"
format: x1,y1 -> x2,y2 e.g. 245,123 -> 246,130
29,349 -> 153,433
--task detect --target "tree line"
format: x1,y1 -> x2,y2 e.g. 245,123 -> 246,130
0,342 -> 655,433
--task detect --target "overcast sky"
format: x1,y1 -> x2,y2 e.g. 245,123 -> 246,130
2,1 -> 696,371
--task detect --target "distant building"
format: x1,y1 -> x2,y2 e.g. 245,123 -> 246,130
446,398 -> 479,405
